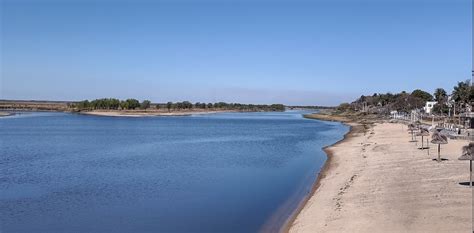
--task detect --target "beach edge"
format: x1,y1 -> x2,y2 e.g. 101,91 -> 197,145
279,113 -> 365,233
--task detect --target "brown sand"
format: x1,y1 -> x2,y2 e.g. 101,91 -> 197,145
288,121 -> 472,233
0,112 -> 13,117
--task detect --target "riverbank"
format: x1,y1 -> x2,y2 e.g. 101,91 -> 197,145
78,110 -> 236,117
0,112 -> 13,117
287,113 -> 471,232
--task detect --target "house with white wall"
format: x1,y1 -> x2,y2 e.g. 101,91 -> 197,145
423,101 -> 437,114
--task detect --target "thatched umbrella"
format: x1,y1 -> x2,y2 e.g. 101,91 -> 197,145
458,143 -> 474,187
416,128 -> 430,150
407,123 -> 417,142
431,131 -> 448,162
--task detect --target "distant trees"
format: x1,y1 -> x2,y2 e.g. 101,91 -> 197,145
195,102 -> 207,109
156,101 -> 285,112
75,98 -> 120,110
337,103 -> 351,112
74,98 -> 139,110
434,88 -> 447,103
141,100 -> 151,110
353,91 -> 429,114
72,98 -> 286,112
125,99 -> 140,110
269,104 -> 285,111
452,80 -> 472,112
76,100 -> 91,110
345,79 -> 473,116
120,100 -> 128,110
411,89 -> 433,102
119,99 -> 140,110
391,92 -> 425,112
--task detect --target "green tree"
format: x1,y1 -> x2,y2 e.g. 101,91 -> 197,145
167,102 -> 173,112
182,101 -> 192,109
411,89 -> 433,102
432,103 -> 448,115
434,88 -> 447,103
452,80 -> 471,112
337,103 -> 351,112
270,104 -> 285,111
77,100 -> 90,110
141,100 -> 151,109
126,99 -> 140,110
120,100 -> 129,110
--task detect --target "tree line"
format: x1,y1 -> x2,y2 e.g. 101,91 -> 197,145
338,79 -> 473,115
73,98 -> 149,110
71,98 -> 285,112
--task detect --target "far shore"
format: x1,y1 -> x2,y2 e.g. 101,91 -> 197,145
78,110 -> 238,117
0,112 -> 13,117
286,113 -> 471,232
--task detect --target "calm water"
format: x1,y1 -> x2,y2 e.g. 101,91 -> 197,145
0,111 -> 348,233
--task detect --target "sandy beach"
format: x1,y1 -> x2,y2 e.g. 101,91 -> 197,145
288,118 -> 472,232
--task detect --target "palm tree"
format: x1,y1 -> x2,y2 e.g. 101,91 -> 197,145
452,80 -> 471,113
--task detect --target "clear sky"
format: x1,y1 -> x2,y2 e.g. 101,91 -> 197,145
1,0 -> 472,106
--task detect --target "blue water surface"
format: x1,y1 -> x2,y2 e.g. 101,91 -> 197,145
0,111 -> 348,233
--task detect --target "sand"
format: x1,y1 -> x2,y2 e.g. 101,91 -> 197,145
0,112 -> 13,117
288,121 -> 472,233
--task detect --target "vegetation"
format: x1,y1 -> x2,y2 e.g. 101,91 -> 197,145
434,88 -> 447,103
452,80 -> 473,110
342,79 -> 473,115
411,89 -> 433,102
156,101 -> 285,112
141,100 -> 151,110
71,99 -> 286,112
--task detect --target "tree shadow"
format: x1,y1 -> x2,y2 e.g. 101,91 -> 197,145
418,147 -> 430,150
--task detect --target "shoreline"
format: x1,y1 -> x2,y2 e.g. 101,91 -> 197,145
0,109 -> 244,118
280,113 -> 364,233
0,112 -> 14,117
287,114 -> 471,232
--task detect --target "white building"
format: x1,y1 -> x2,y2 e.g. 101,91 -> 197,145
423,101 -> 437,114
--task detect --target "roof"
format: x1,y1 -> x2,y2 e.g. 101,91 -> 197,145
459,143 -> 474,160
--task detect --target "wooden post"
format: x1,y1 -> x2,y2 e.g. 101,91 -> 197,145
427,139 -> 429,155
470,160 -> 472,187
438,144 -> 441,162
421,136 -> 424,149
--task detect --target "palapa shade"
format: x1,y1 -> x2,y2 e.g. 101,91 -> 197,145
458,143 -> 474,187
407,123 -> 417,142
414,121 -> 422,131
416,128 -> 429,137
431,132 -> 448,162
416,128 -> 430,150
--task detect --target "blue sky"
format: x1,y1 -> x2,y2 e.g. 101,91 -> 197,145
1,0 -> 472,106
